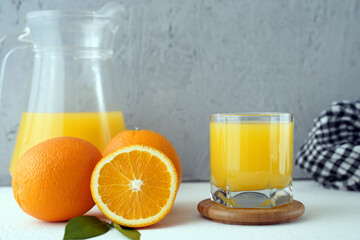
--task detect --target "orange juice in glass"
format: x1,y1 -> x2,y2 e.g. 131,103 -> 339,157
210,113 -> 294,208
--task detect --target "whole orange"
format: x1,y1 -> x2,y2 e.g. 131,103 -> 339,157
12,136 -> 102,222
104,129 -> 182,183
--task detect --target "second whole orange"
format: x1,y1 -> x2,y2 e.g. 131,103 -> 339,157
104,129 -> 182,184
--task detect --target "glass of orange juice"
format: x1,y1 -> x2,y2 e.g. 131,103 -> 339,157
210,113 -> 294,208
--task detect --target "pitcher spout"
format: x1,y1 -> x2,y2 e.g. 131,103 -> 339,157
97,2 -> 125,20
18,27 -> 32,43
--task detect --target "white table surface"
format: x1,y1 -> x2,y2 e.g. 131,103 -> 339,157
0,181 -> 359,240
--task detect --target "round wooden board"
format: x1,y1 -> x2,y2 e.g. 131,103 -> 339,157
197,199 -> 305,225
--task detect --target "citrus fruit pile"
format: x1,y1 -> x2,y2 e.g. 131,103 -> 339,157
11,129 -> 181,227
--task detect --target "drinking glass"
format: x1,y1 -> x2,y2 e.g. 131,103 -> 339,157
210,113 -> 294,208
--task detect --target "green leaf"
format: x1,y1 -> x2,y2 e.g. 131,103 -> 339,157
63,216 -> 111,240
113,223 -> 141,240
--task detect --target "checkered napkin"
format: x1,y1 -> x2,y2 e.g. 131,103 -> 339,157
296,100 -> 360,191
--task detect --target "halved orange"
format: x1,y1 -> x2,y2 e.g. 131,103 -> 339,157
90,145 -> 179,227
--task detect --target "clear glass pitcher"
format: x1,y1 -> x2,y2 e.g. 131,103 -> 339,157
0,3 -> 126,174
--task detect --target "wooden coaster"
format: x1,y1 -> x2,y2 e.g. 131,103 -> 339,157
197,199 -> 305,225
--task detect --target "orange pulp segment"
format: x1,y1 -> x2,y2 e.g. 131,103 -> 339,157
91,145 -> 179,227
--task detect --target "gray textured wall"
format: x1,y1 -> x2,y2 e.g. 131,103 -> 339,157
1,0 -> 360,185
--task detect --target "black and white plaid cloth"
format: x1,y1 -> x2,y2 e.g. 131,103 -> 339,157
296,100 -> 360,191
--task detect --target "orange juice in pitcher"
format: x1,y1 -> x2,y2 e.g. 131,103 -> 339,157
10,112 -> 126,173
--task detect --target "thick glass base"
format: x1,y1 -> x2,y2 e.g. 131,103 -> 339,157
210,181 -> 293,208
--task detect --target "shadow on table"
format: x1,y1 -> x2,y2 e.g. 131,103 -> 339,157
143,201 -> 202,229
87,207 -> 109,221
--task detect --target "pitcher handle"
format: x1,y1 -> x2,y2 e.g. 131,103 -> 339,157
0,29 -> 31,107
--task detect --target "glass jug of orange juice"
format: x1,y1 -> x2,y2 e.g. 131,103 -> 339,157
0,3 -> 126,174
